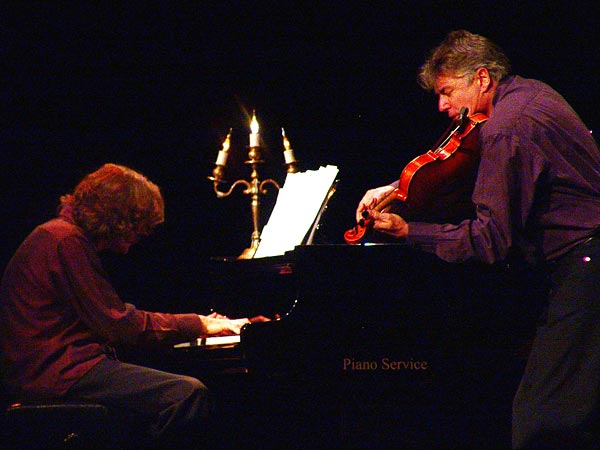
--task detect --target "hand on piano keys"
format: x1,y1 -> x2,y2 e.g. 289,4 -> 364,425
199,312 -> 274,337
174,314 -> 275,349
199,313 -> 250,336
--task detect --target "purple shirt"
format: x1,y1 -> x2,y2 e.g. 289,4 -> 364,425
0,210 -> 204,398
408,75 -> 600,264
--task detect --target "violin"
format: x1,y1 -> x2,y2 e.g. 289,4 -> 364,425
344,108 -> 488,245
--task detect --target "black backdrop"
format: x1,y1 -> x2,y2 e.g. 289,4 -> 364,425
3,2 -> 599,312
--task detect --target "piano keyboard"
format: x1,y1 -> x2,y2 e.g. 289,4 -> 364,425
173,335 -> 241,349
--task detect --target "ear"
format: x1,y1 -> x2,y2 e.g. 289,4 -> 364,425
474,67 -> 492,92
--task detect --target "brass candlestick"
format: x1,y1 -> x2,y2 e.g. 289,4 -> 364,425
209,113 -> 297,259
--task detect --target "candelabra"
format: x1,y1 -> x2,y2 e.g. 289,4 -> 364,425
208,112 -> 298,259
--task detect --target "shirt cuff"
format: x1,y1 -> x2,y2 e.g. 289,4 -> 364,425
175,313 -> 206,338
406,221 -> 441,253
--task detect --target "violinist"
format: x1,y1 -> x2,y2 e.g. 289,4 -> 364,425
356,30 -> 600,449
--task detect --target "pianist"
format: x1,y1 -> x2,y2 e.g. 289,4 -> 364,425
0,163 -> 250,448
357,31 -> 600,449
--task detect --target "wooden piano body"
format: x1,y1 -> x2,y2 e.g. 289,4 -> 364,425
149,244 -> 546,449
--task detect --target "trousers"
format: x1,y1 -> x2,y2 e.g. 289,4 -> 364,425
64,358 -> 210,449
512,237 -> 600,449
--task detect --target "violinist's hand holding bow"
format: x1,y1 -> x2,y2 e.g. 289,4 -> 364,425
368,210 -> 409,239
356,185 -> 396,222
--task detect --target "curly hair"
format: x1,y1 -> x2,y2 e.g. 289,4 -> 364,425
60,163 -> 164,242
418,30 -> 511,91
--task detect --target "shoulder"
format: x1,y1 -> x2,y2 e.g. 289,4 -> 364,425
482,75 -> 571,141
3,218 -> 93,277
37,217 -> 86,243
493,75 -> 559,108
22,218 -> 93,260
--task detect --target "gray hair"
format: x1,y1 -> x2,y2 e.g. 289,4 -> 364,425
418,30 -> 511,91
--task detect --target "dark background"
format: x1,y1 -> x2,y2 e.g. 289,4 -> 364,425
3,2 -> 599,312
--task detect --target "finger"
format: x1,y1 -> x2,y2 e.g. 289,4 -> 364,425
356,204 -> 367,222
249,315 -> 271,323
370,211 -> 387,230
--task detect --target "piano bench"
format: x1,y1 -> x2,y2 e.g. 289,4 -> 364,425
3,401 -> 114,449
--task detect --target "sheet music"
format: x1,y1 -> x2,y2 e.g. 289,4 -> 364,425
254,165 -> 339,258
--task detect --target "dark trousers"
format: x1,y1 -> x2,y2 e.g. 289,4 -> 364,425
64,358 -> 210,449
512,237 -> 600,449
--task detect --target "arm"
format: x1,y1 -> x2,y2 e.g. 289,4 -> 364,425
57,235 -> 248,346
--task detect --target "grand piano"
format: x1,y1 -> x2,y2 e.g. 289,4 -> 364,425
138,113 -> 551,448
149,242 -> 546,449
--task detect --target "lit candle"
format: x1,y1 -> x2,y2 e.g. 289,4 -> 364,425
215,128 -> 232,166
249,111 -> 260,147
282,128 -> 296,164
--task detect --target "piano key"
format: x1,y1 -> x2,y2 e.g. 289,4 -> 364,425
173,335 -> 240,349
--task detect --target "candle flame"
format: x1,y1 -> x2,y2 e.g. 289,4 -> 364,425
250,111 -> 259,134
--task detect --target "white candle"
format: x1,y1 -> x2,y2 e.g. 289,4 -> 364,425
249,112 -> 260,147
215,150 -> 228,166
215,129 -> 231,166
282,128 -> 296,164
284,149 -> 296,164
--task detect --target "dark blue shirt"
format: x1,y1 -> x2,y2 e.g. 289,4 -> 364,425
408,75 -> 600,264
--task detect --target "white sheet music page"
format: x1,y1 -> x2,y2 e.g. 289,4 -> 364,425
254,165 -> 339,258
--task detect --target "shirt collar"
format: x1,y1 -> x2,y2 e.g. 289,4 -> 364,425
492,75 -> 516,107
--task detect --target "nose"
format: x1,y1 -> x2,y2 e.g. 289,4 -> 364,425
438,96 -> 450,113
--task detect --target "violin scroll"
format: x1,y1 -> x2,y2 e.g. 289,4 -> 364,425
343,211 -> 374,245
